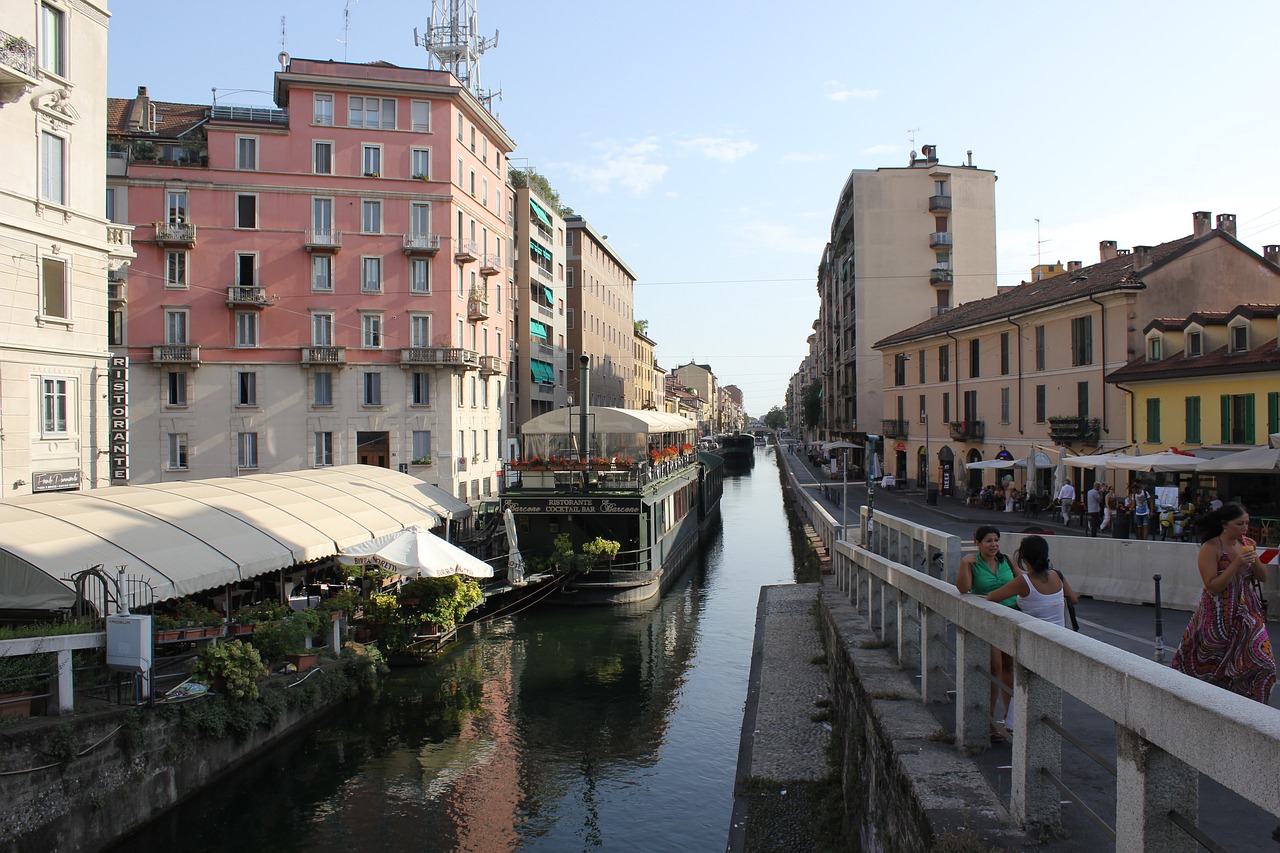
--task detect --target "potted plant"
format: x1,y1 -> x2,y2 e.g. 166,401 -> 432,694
191,640 -> 268,700
396,575 -> 483,634
582,536 -> 621,563
0,652 -> 49,718
411,455 -> 433,466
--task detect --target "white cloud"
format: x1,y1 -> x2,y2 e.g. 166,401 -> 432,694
825,82 -> 879,102
677,135 -> 758,163
558,137 -> 669,194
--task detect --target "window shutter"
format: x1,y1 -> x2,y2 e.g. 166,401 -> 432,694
1245,394 -> 1256,445
1220,395 -> 1230,444
1268,392 -> 1279,436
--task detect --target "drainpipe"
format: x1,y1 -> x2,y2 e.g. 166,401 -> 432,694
1114,382 -> 1136,450
1007,317 -> 1024,436
1087,294 -> 1108,436
945,331 -> 961,427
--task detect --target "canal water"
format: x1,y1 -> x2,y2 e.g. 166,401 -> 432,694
111,447 -> 803,852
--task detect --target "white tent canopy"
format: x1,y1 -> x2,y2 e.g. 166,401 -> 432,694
339,524 -> 493,578
520,407 -> 695,436
0,465 -> 444,609
1064,451 -> 1136,470
1196,445 -> 1280,473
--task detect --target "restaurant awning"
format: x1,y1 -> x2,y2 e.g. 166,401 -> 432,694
530,359 -> 555,384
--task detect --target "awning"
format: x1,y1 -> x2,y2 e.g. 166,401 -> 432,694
529,319 -> 549,340
529,199 -> 553,227
542,285 -> 554,304
530,359 -> 555,384
528,240 -> 552,261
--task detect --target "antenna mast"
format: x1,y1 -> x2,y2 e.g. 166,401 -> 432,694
414,0 -> 501,113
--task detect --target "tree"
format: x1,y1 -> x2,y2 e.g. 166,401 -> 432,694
634,319 -> 650,337
508,167 -> 566,216
801,383 -> 822,430
763,407 -> 787,430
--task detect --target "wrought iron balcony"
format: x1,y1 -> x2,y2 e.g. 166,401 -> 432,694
155,222 -> 197,246
1048,416 -> 1101,445
399,347 -> 481,369
929,231 -> 952,249
0,31 -> 37,98
402,233 -> 442,255
467,290 -> 489,320
304,230 -> 343,252
226,285 -> 273,307
929,267 -> 953,285
479,355 -> 502,375
948,420 -> 985,441
300,346 -> 345,365
479,254 -> 502,276
928,194 -> 952,212
152,345 -> 201,365
881,419 -> 909,439
454,238 -> 478,264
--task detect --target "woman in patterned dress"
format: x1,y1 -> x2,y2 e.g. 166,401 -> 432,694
1171,504 -> 1276,703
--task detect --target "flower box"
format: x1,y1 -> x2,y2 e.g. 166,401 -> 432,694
155,629 -> 181,643
287,652 -> 319,672
203,626 -> 224,639
230,624 -> 254,636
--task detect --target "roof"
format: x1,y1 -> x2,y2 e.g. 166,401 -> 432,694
1106,339 -> 1280,383
107,96 -> 209,139
1145,303 -> 1280,334
0,466 -> 448,610
520,407 -> 696,436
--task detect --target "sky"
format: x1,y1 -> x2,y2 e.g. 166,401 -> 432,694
105,0 -> 1280,416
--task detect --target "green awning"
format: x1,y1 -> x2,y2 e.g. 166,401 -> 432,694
542,285 -> 554,304
530,359 -> 555,384
529,319 -> 549,340
528,240 -> 552,261
529,199 -> 553,228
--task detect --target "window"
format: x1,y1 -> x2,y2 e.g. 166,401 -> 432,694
1071,316 -> 1093,366
938,345 -> 949,381
1230,324 -> 1249,353
237,371 -> 257,406
312,197 -> 333,236
105,187 -> 116,222
41,378 -> 68,434
311,312 -> 333,346
1147,335 -> 1163,361
165,310 -> 188,344
968,339 -> 980,378
411,100 -> 431,132
410,258 -> 431,293
361,314 -> 383,348
40,2 -> 65,76
411,148 -> 430,179
457,375 -> 465,406
1034,325 -> 1046,371
917,395 -> 926,422
1035,384 -> 1046,423
40,257 -> 67,318
410,315 -> 431,347
235,312 -> 257,347
963,390 -> 978,423
1221,393 -> 1256,444
107,309 -> 122,345
236,136 -> 258,170
167,433 -> 188,470
362,145 -> 381,177
363,372 -> 382,406
1187,330 -> 1203,357
40,132 -> 65,204
410,201 -> 431,236
1146,399 -> 1161,443
412,430 -> 432,460
237,432 -> 258,469
470,375 -> 477,407
236,194 -> 257,228
893,354 -> 907,386
457,114 -> 463,140
457,156 -> 463,185
313,141 -> 333,175
470,125 -> 476,152
166,190 -> 188,224
1000,332 -> 1010,375
361,200 -> 381,233
941,392 -> 951,424
361,257 -> 382,292
311,255 -> 332,292
348,96 -> 395,129
1270,392 -> 1280,437
412,372 -> 430,405
1000,387 -> 1010,423
167,371 -> 187,406
1185,396 -> 1201,444
1077,381 -> 1089,419
917,350 -> 926,384
314,432 -> 333,466
313,372 -> 333,406
313,93 -> 333,126
165,251 -> 187,288
482,177 -> 489,206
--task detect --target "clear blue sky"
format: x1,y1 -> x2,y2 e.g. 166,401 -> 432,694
106,0 -> 1280,415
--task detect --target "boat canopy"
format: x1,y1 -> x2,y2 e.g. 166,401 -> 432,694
517,407 -> 696,461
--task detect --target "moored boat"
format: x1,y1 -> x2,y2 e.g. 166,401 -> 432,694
716,433 -> 756,467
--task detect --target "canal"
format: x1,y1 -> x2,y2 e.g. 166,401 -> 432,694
111,446 -> 807,852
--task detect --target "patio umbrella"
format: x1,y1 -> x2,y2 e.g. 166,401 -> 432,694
1064,451 -> 1135,470
1195,445 -> 1280,473
1107,451 -> 1205,473
339,524 -> 494,578
964,459 -> 1018,470
503,508 -> 526,585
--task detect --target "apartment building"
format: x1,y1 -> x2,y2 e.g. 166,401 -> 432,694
564,215 -> 637,407
0,0 -> 133,498
671,362 -> 717,436
817,145 -> 997,445
107,57 -> 513,503
632,327 -> 662,410
873,212 -> 1280,496
509,180 -> 568,428
721,385 -> 746,432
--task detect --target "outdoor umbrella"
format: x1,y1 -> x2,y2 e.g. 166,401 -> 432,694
1195,445 -> 1280,473
1064,451 -> 1135,470
964,459 -> 1018,470
1107,451 -> 1204,473
339,524 -> 494,578
503,508 -> 526,585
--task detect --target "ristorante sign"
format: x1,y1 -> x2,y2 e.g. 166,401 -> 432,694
108,355 -> 129,484
504,497 -> 641,515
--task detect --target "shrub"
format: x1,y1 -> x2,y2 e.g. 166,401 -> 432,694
190,640 -> 268,700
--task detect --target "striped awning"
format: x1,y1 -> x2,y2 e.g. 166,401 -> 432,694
530,359 -> 555,384
529,199 -> 553,227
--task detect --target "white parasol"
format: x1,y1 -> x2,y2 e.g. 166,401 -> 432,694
339,524 -> 494,578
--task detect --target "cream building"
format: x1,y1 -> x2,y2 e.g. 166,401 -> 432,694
0,0 -> 133,497
632,327 -> 661,410
511,181 -> 568,426
565,214 -> 637,407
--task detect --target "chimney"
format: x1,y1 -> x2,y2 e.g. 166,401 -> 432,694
1133,245 -> 1151,268
921,144 -> 937,163
1263,245 -> 1280,266
1192,211 -> 1213,237
1216,213 -> 1237,237
127,85 -> 152,132
1099,240 -> 1117,261
1067,260 -> 1083,273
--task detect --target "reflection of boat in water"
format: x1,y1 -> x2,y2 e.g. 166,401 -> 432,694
500,398 -> 723,605
715,433 -> 756,468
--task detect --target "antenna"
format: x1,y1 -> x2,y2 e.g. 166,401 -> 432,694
339,0 -> 359,61
907,127 -> 920,150
414,0 -> 501,112
280,16 -> 287,53
1035,218 -> 1052,267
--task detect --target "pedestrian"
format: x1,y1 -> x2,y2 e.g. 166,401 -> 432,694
1004,478 -> 1016,513
1099,484 -> 1114,532
1057,480 -> 1075,525
955,525 -> 1020,742
1171,504 -> 1276,703
1131,482 -> 1151,540
1085,481 -> 1102,536
985,534 -> 1079,733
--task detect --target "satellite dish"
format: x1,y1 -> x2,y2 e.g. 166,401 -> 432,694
278,51 -> 290,70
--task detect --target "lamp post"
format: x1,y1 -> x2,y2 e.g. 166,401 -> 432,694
864,434 -> 879,548
841,447 -> 848,540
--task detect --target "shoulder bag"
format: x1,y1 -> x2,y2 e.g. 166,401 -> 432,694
1053,567 -> 1079,631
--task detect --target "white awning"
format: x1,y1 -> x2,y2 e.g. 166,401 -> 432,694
520,406 -> 695,436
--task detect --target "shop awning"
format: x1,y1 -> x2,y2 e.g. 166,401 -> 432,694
529,199 -> 553,227
530,359 -> 555,384
530,319 -> 549,339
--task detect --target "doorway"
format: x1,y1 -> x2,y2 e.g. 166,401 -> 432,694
357,431 -> 390,468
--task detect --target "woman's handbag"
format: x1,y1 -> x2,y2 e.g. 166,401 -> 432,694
1053,568 -> 1079,630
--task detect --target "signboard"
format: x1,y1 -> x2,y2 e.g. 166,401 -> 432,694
108,354 -> 129,483
503,497 -> 642,516
33,470 -> 81,493
895,442 -> 906,452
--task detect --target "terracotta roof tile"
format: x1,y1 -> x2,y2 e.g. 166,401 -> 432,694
1107,339 -> 1280,383
107,96 -> 209,139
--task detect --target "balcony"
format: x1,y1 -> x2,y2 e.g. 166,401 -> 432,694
300,346 -> 345,365
304,230 -> 343,253
106,224 -> 135,262
0,31 -> 37,105
402,233 -> 442,255
467,290 -> 489,321
155,222 -> 197,246
535,302 -> 553,320
479,355 -> 502,375
226,285 -> 273,307
209,104 -> 288,125
400,347 -> 480,369
928,195 -> 952,212
929,267 -> 953,285
929,231 -> 952,249
108,275 -> 127,304
948,420 -> 985,441
1048,416 -> 1101,446
881,419 -> 909,439
454,238 -> 478,264
479,254 -> 502,277
153,345 -> 200,366
534,263 -> 553,282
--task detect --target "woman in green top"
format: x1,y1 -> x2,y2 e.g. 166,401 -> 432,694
955,525 -> 1021,742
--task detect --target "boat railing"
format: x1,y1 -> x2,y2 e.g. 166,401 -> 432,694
503,454 -> 698,490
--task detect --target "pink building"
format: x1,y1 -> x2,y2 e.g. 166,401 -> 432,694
108,58 -> 514,503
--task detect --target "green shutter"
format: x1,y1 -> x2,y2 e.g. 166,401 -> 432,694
1185,396 -> 1200,444
1221,395 -> 1230,444
1268,391 -> 1279,436
1245,394 -> 1256,445
1146,398 -> 1160,444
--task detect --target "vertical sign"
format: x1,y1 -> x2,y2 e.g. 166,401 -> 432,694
108,355 -> 129,484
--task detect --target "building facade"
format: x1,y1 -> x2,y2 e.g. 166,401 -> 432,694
671,362 -> 717,436
108,57 -> 513,503
632,327 -> 661,410
510,180 -> 567,430
564,215 -> 637,407
0,0 -> 133,498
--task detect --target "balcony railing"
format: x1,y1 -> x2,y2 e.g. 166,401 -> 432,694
108,278 -> 126,303
881,419 -> 909,439
400,347 -> 481,368
467,291 -> 490,320
1048,416 -> 1101,445
454,238 -> 478,264
479,355 -> 502,375
304,230 -> 343,252
0,30 -> 37,82
479,254 -> 502,276
153,345 -> 200,365
155,222 -> 197,245
929,231 -> 952,249
300,346 -> 345,365
948,420 -> 985,441
226,285 -> 273,307
402,233 -> 441,255
928,194 -> 952,212
534,263 -> 553,282
535,303 -> 554,319
106,225 -> 135,260
210,104 -> 288,125
929,267 -> 953,285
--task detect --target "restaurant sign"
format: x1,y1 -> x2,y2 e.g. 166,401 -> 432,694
108,354 -> 129,483
33,470 -> 81,493
504,497 -> 641,515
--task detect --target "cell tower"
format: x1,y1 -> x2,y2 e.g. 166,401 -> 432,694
414,0 -> 500,113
